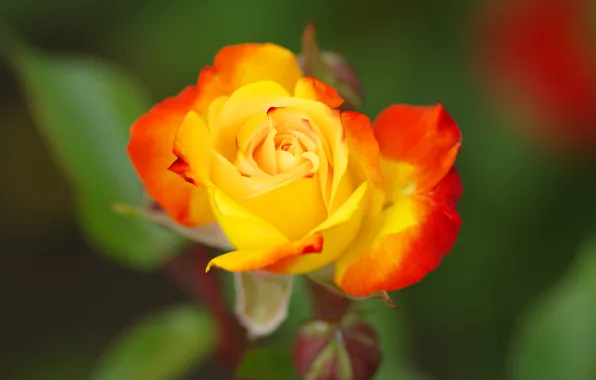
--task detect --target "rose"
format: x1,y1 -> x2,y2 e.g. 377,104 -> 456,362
127,43 -> 462,297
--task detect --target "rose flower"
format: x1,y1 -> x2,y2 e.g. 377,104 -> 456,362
127,43 -> 462,297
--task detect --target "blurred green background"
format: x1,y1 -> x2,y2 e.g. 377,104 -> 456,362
2,0 -> 596,379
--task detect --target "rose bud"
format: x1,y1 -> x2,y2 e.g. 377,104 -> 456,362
298,22 -> 364,111
294,318 -> 382,380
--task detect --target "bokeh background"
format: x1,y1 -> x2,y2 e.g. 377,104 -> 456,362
2,0 -> 596,379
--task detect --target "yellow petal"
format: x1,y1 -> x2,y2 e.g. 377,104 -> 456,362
206,95 -> 228,133
253,128 -> 277,175
187,186 -> 217,226
206,233 -> 323,272
211,150 -> 311,201
270,97 -> 348,210
172,111 -> 213,184
208,186 -> 289,249
214,81 -> 290,160
267,181 -> 371,274
240,175 -> 327,241
267,106 -> 330,205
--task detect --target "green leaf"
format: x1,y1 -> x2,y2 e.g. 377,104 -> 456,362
90,304 -> 217,380
508,240 -> 596,380
6,36 -> 183,270
236,346 -> 296,380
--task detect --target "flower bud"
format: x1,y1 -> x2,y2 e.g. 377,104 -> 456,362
298,23 -> 364,111
294,317 -> 382,380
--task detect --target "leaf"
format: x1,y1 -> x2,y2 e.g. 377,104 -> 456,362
90,304 -> 217,380
508,239 -> 596,380
235,271 -> 294,340
6,35 -> 183,270
236,346 -> 296,380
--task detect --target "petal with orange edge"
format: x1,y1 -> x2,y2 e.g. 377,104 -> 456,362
341,111 -> 384,190
127,86 -> 214,226
334,169 -> 462,297
195,66 -> 229,118
171,111 -> 213,185
294,77 -> 344,109
206,233 -> 323,272
373,104 -> 461,201
213,43 -> 303,94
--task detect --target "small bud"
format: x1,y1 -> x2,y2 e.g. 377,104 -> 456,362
294,317 -> 382,380
298,22 -> 364,111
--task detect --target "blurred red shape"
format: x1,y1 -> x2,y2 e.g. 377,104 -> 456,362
476,0 -> 596,149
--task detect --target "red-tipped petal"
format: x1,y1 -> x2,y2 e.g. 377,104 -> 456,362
335,169 -> 462,297
373,104 -> 461,195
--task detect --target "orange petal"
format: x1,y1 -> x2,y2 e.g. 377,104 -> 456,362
373,104 -> 461,200
294,77 -> 344,109
340,111 -> 384,191
214,43 -> 303,94
127,86 -> 214,226
194,44 -> 302,120
195,66 -> 229,117
334,168 -> 462,297
206,233 -> 324,272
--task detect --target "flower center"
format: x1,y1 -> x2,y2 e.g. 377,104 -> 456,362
235,109 -> 321,178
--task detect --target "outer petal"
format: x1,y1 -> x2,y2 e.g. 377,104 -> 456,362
127,86 -> 213,226
294,77 -> 344,109
213,43 -> 303,94
373,104 -> 461,204
194,44 -> 302,120
206,233 -> 323,272
334,169 -> 462,297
